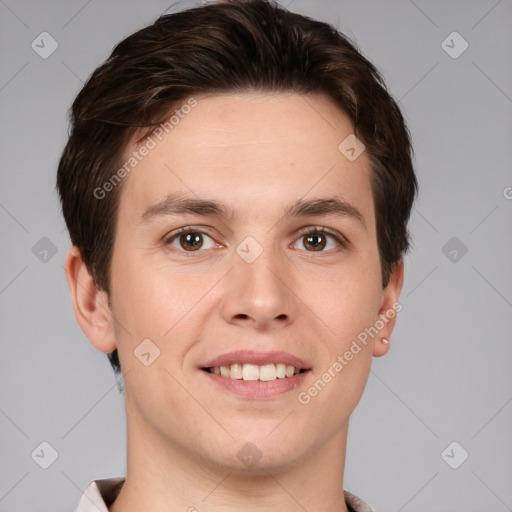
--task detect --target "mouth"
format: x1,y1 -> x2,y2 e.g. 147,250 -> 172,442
202,363 -> 309,381
199,350 -> 311,398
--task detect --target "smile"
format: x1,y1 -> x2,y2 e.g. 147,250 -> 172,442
203,363 -> 308,381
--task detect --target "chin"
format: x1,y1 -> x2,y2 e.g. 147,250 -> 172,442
202,434 -> 306,475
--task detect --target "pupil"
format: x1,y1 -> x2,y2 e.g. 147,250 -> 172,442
305,233 -> 325,251
181,233 -> 202,250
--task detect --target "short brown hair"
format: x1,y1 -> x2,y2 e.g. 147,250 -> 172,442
56,0 -> 417,376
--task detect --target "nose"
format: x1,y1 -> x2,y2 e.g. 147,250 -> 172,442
220,242 -> 297,330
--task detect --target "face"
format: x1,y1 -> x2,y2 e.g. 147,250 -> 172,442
94,92 -> 401,472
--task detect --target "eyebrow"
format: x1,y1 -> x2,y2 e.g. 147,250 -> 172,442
138,194 -> 366,230
284,197 -> 366,230
139,194 -> 235,225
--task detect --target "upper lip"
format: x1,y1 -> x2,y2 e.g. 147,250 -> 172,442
201,350 -> 311,370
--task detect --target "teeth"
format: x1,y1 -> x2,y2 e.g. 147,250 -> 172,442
242,364 -> 260,381
230,363 -> 243,379
259,364 -> 276,381
285,365 -> 295,377
209,363 -> 304,381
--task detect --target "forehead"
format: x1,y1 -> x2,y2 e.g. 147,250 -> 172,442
117,92 -> 374,225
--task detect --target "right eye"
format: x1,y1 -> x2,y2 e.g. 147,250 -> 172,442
164,227 -> 220,253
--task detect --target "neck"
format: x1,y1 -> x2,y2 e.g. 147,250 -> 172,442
110,400 -> 351,512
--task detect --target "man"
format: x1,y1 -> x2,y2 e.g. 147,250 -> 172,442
57,1 -> 417,510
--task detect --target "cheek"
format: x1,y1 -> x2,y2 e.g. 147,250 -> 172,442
113,264 -> 184,335
313,264 -> 383,350
306,272 -> 380,402
297,298 -> 377,442
110,254 -> 221,364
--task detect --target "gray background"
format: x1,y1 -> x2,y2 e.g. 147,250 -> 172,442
1,0 -> 511,510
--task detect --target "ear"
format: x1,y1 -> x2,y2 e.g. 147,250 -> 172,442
64,245 -> 117,354
373,259 -> 404,357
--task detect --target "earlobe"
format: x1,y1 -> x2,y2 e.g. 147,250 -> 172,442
64,245 -> 117,354
373,259 -> 404,357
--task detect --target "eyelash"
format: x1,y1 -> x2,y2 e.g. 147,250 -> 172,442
295,226 -> 350,251
163,226 -> 350,255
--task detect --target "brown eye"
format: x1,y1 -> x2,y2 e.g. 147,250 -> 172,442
165,228 -> 217,252
303,233 -> 327,251
294,227 -> 348,252
179,232 -> 204,251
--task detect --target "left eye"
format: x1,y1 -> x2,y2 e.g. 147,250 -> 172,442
293,229 -> 345,252
165,228 -> 217,252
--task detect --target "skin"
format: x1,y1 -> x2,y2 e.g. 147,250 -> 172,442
65,92 -> 403,512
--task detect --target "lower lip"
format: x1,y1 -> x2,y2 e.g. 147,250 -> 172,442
200,369 -> 310,398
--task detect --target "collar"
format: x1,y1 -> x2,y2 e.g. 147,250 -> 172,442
75,477 -> 375,512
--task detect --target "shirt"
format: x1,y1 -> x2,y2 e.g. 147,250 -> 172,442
74,477 -> 376,512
